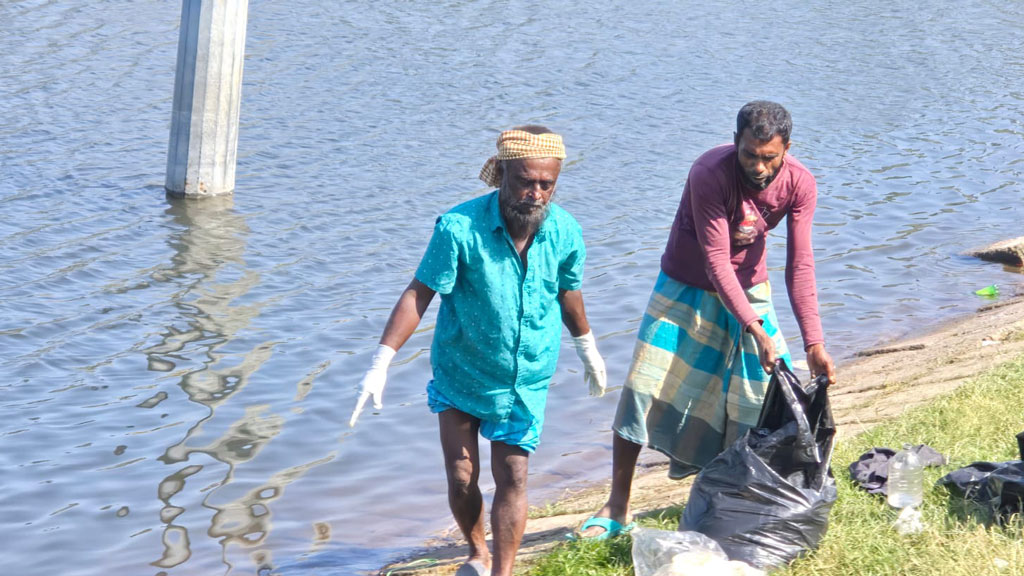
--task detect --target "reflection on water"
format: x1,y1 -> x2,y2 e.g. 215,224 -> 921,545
2,1 -> 1023,575
144,196 -> 336,571
151,194 -> 265,568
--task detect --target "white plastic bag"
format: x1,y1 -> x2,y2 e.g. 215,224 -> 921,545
631,528 -> 766,576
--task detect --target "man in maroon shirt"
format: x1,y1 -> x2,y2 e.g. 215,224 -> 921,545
575,101 -> 837,540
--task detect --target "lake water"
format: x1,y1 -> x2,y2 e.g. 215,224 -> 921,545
2,1 -> 1022,574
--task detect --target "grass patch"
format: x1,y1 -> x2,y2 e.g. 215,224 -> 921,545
530,508 -> 683,576
528,487 -> 611,519
528,500 -> 584,520
528,356 -> 1024,576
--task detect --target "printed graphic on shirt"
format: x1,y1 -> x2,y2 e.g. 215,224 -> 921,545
732,202 -> 759,246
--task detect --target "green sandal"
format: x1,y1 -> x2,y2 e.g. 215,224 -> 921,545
566,516 -> 636,541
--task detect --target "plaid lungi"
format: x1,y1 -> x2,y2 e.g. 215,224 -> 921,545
613,271 -> 792,479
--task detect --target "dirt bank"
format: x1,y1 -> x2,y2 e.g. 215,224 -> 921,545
382,292 -> 1024,575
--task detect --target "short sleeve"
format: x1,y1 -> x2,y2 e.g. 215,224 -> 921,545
557,217 -> 586,291
415,216 -> 461,295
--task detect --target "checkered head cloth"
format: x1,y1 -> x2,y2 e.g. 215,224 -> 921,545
478,130 -> 566,188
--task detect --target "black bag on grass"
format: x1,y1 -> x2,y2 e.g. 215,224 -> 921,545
680,361 -> 837,570
937,430 -> 1024,524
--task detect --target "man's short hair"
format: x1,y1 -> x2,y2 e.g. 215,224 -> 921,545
512,124 -> 553,136
736,101 -> 792,144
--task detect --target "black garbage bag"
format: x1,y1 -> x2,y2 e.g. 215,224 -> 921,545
937,431 -> 1024,524
680,361 -> 837,570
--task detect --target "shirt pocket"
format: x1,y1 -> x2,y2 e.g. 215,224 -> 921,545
533,276 -> 560,323
541,276 -> 560,298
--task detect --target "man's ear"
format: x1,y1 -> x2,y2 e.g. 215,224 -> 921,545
495,160 -> 505,185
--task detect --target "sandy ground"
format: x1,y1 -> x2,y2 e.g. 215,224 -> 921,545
381,292 -> 1024,576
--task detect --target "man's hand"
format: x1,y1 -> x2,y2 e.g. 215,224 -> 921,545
805,343 -> 836,385
572,331 -> 607,397
349,344 -> 397,427
747,321 -> 777,374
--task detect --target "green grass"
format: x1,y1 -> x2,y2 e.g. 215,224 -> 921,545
530,507 -> 683,576
528,500 -> 581,520
529,356 -> 1024,576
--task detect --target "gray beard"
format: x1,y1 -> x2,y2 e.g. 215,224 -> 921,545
500,193 -> 550,237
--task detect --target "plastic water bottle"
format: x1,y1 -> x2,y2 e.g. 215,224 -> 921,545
887,444 -> 924,508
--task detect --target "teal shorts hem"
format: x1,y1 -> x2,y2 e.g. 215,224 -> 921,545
427,381 -> 541,453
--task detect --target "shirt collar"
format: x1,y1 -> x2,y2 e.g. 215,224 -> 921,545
486,190 -> 505,233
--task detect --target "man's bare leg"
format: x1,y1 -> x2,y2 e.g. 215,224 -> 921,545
579,432 -> 642,538
489,441 -> 529,576
438,409 -> 490,571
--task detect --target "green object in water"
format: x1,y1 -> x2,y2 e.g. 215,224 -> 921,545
974,284 -> 999,297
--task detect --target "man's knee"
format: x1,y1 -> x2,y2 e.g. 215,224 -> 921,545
492,447 -> 529,492
447,456 -> 479,495
496,468 -> 528,493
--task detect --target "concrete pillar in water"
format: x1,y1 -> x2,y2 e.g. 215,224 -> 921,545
165,0 -> 250,197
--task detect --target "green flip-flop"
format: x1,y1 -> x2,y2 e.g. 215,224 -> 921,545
566,516 -> 636,541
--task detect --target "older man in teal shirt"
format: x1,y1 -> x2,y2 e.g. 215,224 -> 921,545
348,126 -> 606,576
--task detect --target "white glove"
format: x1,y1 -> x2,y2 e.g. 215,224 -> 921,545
572,331 -> 607,397
348,344 -> 397,427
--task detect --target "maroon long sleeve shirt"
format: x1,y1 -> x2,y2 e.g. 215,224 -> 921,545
660,144 -> 825,349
